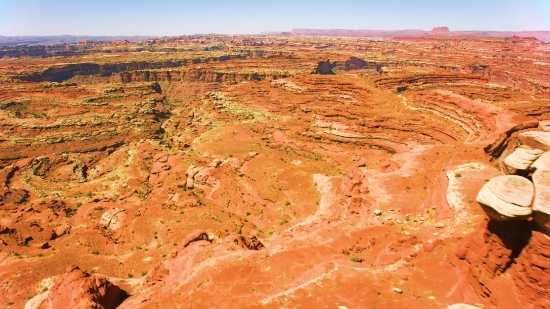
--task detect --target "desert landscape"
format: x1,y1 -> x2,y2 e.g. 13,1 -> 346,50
0,29 -> 550,309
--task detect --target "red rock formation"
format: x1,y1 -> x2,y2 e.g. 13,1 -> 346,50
454,216 -> 550,309
453,219 -> 531,308
37,265 -> 125,309
314,60 -> 335,74
514,230 -> 550,308
339,159 -> 375,214
344,57 -> 366,70
230,235 -> 265,250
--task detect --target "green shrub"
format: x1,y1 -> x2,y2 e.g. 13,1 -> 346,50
350,255 -> 362,263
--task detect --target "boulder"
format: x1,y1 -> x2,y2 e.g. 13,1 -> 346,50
314,60 -> 335,75
518,131 -> 550,151
531,151 -> 550,171
476,175 -> 534,220
36,265 -> 124,309
532,169 -> 550,234
503,146 -> 543,174
53,223 -> 71,239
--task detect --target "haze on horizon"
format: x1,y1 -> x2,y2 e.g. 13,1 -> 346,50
0,0 -> 549,37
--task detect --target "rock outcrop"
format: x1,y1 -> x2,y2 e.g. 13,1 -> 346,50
231,235 -> 265,250
185,165 -> 204,189
532,169 -> 550,234
513,229 -> 550,308
98,208 -> 126,230
35,265 -> 125,309
531,151 -> 550,171
476,175 -> 534,220
503,146 -> 543,174
340,159 -> 375,214
518,131 -> 550,151
457,130 -> 550,308
344,57 -> 366,70
314,60 -> 335,74
16,54 -> 251,82
453,219 -> 533,308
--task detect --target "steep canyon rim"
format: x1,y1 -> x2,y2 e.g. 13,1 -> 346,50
0,33 -> 549,308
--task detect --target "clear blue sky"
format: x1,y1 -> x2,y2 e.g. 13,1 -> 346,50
0,0 -> 549,36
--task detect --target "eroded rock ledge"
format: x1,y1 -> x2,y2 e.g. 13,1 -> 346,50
454,130 -> 550,309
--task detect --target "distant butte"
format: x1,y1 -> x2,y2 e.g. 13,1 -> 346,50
430,27 -> 451,34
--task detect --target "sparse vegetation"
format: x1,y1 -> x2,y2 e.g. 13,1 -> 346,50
350,255 -> 362,263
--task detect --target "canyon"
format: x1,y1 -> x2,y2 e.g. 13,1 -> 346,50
0,33 -> 549,308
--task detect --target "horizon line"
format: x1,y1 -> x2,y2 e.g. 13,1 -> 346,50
2,28 -> 550,38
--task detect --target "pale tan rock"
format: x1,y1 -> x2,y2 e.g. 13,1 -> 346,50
392,287 -> 403,294
447,305 -> 480,309
209,159 -> 222,168
185,165 -> 204,189
532,169 -> 550,234
531,151 -> 550,171
248,151 -> 258,158
193,168 -> 211,186
503,146 -> 543,174
476,175 -> 534,220
539,120 -> 550,132
98,208 -> 126,230
185,177 -> 194,189
532,168 -> 550,207
518,131 -> 550,151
